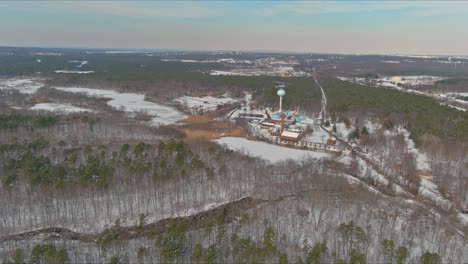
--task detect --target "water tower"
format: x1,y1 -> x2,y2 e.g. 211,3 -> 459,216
277,88 -> 286,112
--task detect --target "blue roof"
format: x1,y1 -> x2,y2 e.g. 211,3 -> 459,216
271,111 -> 305,123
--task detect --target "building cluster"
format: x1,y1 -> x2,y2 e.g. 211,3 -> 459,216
234,88 -> 339,149
260,110 -> 306,142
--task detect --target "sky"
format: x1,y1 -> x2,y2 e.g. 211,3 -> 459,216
1,1 -> 468,55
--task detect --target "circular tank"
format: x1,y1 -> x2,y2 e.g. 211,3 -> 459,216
277,89 -> 286,97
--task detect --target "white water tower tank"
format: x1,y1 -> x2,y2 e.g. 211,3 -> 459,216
277,89 -> 286,97
277,89 -> 285,112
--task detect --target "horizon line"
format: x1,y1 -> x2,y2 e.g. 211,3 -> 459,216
0,45 -> 466,58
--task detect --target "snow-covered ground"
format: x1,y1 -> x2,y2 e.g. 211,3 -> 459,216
440,93 -> 468,105
68,60 -> 88,68
303,124 -> 329,143
332,122 -> 354,141
440,103 -> 466,112
103,50 -> 144,54
378,75 -> 445,86
30,103 -> 95,114
54,70 -> 94,74
160,58 -> 252,64
53,87 -> 187,125
210,70 -> 249,76
215,137 -> 331,163
363,125 -> 468,225
363,119 -> 381,133
210,69 -> 310,77
160,59 -> 198,63
390,127 -> 430,171
0,79 -> 44,94
338,76 -> 445,88
243,92 -> 253,110
175,95 -> 238,113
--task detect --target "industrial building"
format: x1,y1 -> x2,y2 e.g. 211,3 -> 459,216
257,88 -> 305,142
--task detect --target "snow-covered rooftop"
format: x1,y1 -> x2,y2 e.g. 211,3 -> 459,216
281,131 -> 301,139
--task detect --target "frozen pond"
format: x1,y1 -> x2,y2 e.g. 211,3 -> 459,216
0,79 -> 44,94
53,87 -> 187,125
30,103 -> 94,114
215,137 -> 331,163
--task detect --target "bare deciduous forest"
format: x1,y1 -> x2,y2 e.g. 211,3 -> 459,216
0,48 -> 467,263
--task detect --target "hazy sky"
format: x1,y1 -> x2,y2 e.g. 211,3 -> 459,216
1,1 -> 468,55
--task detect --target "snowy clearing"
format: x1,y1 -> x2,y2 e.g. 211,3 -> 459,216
378,75 -> 445,86
419,177 -> 452,210
303,125 -> 329,143
175,95 -> 238,113
55,70 -> 94,74
333,122 -> 354,141
53,87 -> 187,125
159,59 -> 198,63
68,60 -> 88,68
215,137 -> 331,163
363,119 -> 381,133
0,79 -> 44,94
396,127 -> 430,171
30,103 -> 95,114
210,70 -> 249,76
440,103 -> 466,112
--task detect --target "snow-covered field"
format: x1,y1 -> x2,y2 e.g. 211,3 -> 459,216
53,87 -> 187,125
440,93 -> 468,105
378,75 -> 445,86
210,69 -> 310,77
54,70 -> 94,74
0,79 -> 44,94
210,70 -> 249,76
68,60 -> 88,68
338,76 -> 446,88
215,137 -> 331,162
303,125 -> 329,143
441,103 -> 466,112
333,122 -> 355,140
175,95 -> 238,113
160,59 -> 198,63
384,127 -> 430,171
30,103 -> 95,114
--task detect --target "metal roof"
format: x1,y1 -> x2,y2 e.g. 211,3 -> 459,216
281,131 -> 301,139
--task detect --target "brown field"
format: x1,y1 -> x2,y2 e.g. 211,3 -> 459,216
133,113 -> 153,121
176,107 -> 247,141
179,122 -> 246,141
30,96 -> 52,104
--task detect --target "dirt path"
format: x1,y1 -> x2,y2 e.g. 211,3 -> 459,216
313,70 -> 327,121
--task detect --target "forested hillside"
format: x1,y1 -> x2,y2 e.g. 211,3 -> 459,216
0,111 -> 466,263
321,77 -> 468,141
0,50 -> 467,263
